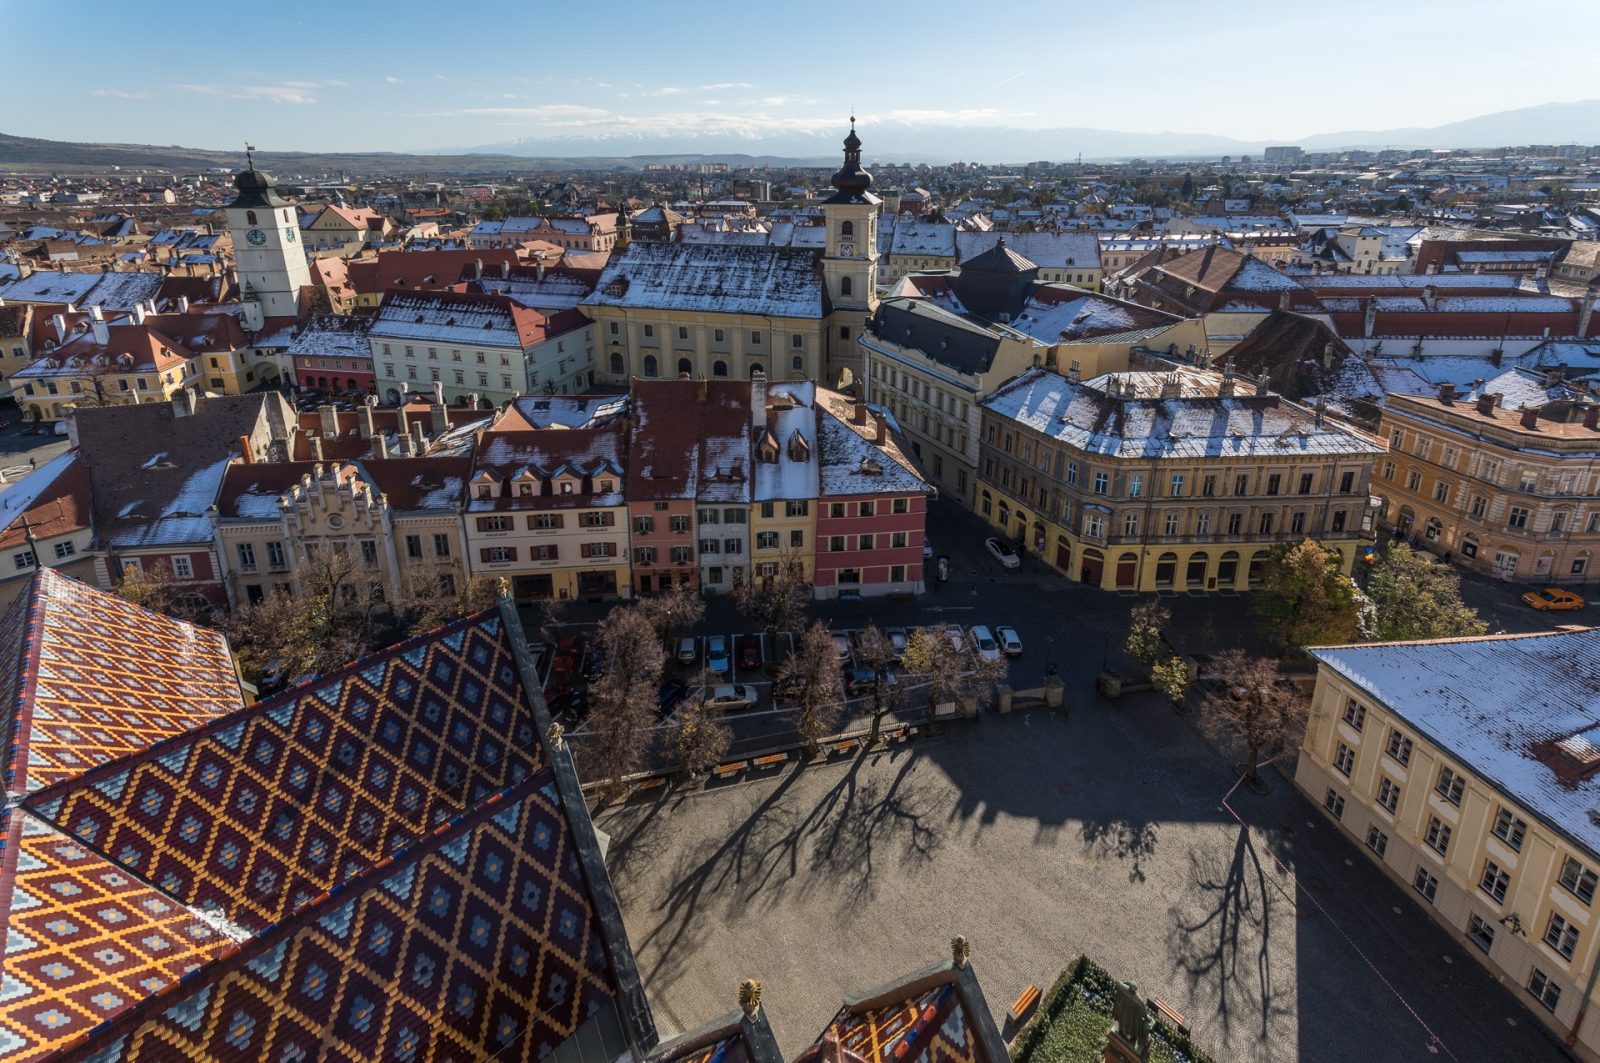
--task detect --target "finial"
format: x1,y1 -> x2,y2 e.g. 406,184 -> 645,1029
546,721 -> 565,751
497,575 -> 511,599
738,979 -> 762,1018
951,935 -> 970,969
245,141 -> 256,169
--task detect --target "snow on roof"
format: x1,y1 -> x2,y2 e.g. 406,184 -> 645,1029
584,242 -> 824,319
1311,630 -> 1600,862
0,270 -> 164,311
1225,258 -> 1308,292
1455,250 -> 1556,264
815,387 -> 930,497
0,451 -> 79,528
370,291 -> 535,348
283,316 -> 373,359
983,366 -> 1383,461
754,382 -> 819,502
476,272 -> 594,312
886,221 -> 958,257
109,458 -> 229,548
956,231 -> 1100,270
1304,274 -> 1521,291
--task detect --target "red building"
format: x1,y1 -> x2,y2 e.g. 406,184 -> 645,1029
813,388 -> 931,598
282,315 -> 377,394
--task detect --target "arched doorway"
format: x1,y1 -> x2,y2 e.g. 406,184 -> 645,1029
1081,548 -> 1104,586
1396,505 -> 1415,538
1031,520 -> 1045,554
1217,550 -> 1239,586
1423,517 -> 1443,543
1187,551 -> 1209,588
1248,551 -> 1267,586
1155,551 -> 1178,588
1054,535 -> 1071,575
677,357 -> 693,377
1535,550 -> 1555,578
1115,552 -> 1138,589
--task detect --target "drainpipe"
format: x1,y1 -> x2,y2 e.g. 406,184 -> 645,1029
1566,954 -> 1600,1051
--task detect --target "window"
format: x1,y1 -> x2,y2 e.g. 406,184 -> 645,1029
750,331 -> 763,345
757,532 -> 779,550
1164,513 -> 1179,536
1413,868 -> 1439,902
1509,506 -> 1529,530
1065,462 -> 1078,485
1405,469 -> 1422,491
1380,460 -> 1395,481
829,535 -> 845,552
236,543 -> 257,571
1227,513 -> 1243,535
432,534 -> 451,559
858,534 -> 874,551
1323,789 -> 1345,818
786,500 -> 808,517
530,514 -> 562,531
1334,743 -> 1355,776
1560,857 -> 1598,905
1466,913 -> 1496,953
892,531 -> 908,548
892,497 -> 909,514
1436,766 -> 1465,805
713,328 -> 725,343
483,546 -> 515,564
1425,817 -> 1451,856
360,540 -> 378,566
1342,698 -> 1366,731
635,547 -> 657,565
1377,778 -> 1401,814
1339,470 -> 1356,494
789,528 -> 805,549
52,541 -> 76,560
1528,969 -> 1562,1013
1386,729 -> 1413,766
405,535 -> 423,559
1266,473 -> 1281,496
1258,512 -> 1274,535
583,542 -> 617,559
1546,914 -> 1580,960
477,515 -> 510,533
1203,474 -> 1217,497
1492,808 -> 1528,851
670,514 -> 690,533
1433,481 -> 1450,504
1093,472 -> 1109,494
1128,474 -> 1144,497
671,546 -> 692,565
699,508 -> 721,525
1479,860 -> 1510,903
1084,514 -> 1104,538
1366,826 -> 1388,857
829,503 -> 845,519
700,538 -> 720,555
1169,474 -> 1185,497
171,555 -> 193,579
1290,511 -> 1306,534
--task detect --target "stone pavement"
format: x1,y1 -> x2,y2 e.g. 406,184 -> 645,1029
596,697 -> 1567,1063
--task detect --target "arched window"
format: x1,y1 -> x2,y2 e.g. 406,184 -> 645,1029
677,357 -> 693,377
246,210 -> 257,226
609,352 -> 624,375
712,360 -> 728,378
748,362 -> 764,378
840,220 -> 854,238
791,355 -> 803,371
841,276 -> 853,297
643,355 -> 658,378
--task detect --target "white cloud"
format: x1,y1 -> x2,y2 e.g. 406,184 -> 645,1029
701,82 -> 751,90
650,86 -> 686,96
385,75 -> 407,84
881,107 -> 1036,125
444,104 -> 613,120
92,88 -> 149,100
174,82 -> 324,105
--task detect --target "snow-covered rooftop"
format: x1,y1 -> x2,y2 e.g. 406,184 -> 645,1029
584,242 -> 824,319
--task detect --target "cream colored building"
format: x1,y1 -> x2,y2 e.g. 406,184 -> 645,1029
1298,629 -> 1600,1062
13,319 -> 199,423
1374,372 -> 1600,583
978,366 -> 1382,590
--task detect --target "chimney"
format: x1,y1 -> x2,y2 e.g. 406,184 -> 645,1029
1586,406 -> 1600,431
751,370 -> 767,429
1490,348 -> 1503,368
412,418 -> 426,450
1160,373 -> 1181,398
1278,290 -> 1291,311
319,404 -> 338,438
375,430 -> 391,459
1067,366 -> 1081,384
1581,287 -> 1597,337
873,412 -> 887,445
175,295 -> 189,314
1219,358 -> 1235,396
171,386 -> 196,418
1314,400 -> 1327,426
90,313 -> 109,347
1520,406 -> 1540,430
535,258 -> 545,283
359,403 -> 376,439
1322,342 -> 1334,370
1255,369 -> 1270,397
853,395 -> 868,425
1422,284 -> 1437,310
1475,392 -> 1496,416
468,391 -> 479,410
238,435 -> 252,463
309,434 -> 324,461
430,402 -> 448,435
474,258 -> 484,279
129,302 -> 146,325
1438,381 -> 1456,403
1363,296 -> 1378,339
500,260 -> 511,278
432,379 -> 445,406
398,428 -> 416,457
49,313 -> 67,345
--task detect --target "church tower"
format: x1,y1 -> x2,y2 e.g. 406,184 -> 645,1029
821,119 -> 880,389
224,154 -> 311,324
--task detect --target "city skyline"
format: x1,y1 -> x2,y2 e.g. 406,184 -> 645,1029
7,0 -> 1600,155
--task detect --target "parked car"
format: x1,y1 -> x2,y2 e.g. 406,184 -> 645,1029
1523,587 -> 1586,611
844,667 -> 898,697
885,627 -> 908,660
968,625 -> 1002,663
676,636 -> 698,665
830,633 -> 851,662
940,624 -> 966,654
995,625 -> 1023,657
706,635 -> 731,675
984,537 -> 1020,569
656,680 -> 687,716
702,683 -> 758,711
737,634 -> 763,670
923,538 -> 934,559
774,673 -> 806,702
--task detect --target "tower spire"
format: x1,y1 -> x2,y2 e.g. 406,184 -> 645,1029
245,141 -> 256,170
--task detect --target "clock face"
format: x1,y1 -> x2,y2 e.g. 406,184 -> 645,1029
245,228 -> 266,246
839,242 -> 855,257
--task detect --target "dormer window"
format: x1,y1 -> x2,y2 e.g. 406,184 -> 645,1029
519,483 -> 532,496
599,479 -> 614,493
477,484 -> 493,499
561,481 -> 574,495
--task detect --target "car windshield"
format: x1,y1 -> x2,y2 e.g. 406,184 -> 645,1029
978,636 -> 996,650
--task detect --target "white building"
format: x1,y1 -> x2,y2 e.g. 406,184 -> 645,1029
223,165 -> 312,322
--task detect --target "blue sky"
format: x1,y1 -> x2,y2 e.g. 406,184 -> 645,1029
5,0 -> 1598,153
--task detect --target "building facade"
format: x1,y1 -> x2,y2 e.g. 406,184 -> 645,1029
1375,375 -> 1600,583
224,164 -> 312,321
978,366 -> 1383,591
370,290 -> 548,408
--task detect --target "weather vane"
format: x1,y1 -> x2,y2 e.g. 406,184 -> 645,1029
245,141 -> 255,168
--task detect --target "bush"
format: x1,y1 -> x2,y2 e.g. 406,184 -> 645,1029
1009,956 -> 1215,1063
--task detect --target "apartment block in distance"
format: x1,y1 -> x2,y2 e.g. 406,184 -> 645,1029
1297,629 -> 1600,1062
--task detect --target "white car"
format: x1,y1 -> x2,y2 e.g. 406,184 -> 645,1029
984,537 -> 1021,569
702,683 -> 758,711
830,633 -> 851,662
923,538 -> 933,559
995,625 -> 1023,657
968,625 -> 1002,663
885,627 -> 908,660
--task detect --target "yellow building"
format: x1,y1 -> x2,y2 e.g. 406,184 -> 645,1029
301,204 -> 392,255
1374,373 -> 1600,583
752,380 -> 822,583
1297,629 -> 1600,1062
13,319 -> 198,423
0,302 -> 37,401
977,365 -> 1382,591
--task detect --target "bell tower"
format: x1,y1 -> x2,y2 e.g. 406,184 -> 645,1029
821,118 -> 880,389
224,148 -> 311,322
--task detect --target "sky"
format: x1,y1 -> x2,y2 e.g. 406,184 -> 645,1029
5,0 -> 1600,155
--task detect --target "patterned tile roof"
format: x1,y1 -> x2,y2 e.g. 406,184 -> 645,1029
0,568 -> 243,795
826,983 -> 979,1063
25,612 -> 540,934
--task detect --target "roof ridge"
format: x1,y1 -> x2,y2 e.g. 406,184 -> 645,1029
1310,627 -> 1588,652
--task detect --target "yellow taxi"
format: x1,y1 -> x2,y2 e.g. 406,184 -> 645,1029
1522,587 -> 1586,611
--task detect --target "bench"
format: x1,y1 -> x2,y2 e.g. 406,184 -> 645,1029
1007,984 -> 1040,1025
834,739 -> 857,756
753,753 -> 787,769
714,762 -> 745,779
634,776 -> 666,793
1147,996 -> 1188,1036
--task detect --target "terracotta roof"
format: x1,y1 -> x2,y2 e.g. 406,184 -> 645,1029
345,248 -> 528,297
13,323 -> 193,378
361,456 -> 470,511
628,379 -> 754,501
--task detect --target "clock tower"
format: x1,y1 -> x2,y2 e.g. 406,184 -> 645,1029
821,119 -> 880,389
224,158 -> 311,322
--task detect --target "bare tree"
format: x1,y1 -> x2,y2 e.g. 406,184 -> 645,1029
901,625 -> 1009,727
733,552 -> 811,669
405,573 -> 500,636
852,623 -> 904,748
115,560 -> 209,623
668,685 -> 731,779
635,579 -> 705,644
226,548 -> 383,682
775,621 -> 844,757
1200,649 -> 1309,786
584,604 -> 665,799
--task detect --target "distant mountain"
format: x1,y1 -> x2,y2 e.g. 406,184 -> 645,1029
1296,99 -> 1600,151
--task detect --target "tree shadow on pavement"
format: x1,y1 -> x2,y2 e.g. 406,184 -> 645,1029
1079,814 -> 1159,884
807,755 -> 941,908
1169,824 -> 1294,1042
